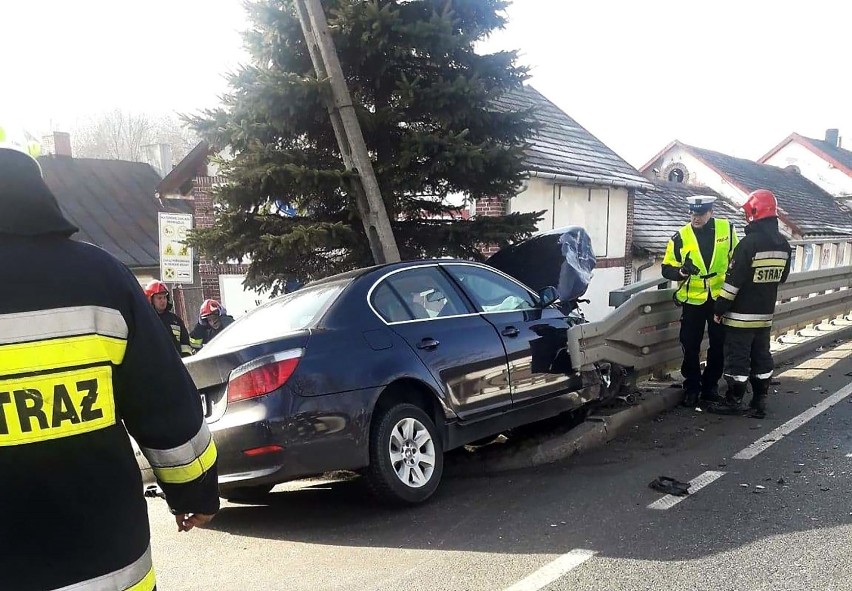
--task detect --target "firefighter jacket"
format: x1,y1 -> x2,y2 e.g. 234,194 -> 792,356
190,314 -> 235,351
0,164 -> 219,591
714,217 -> 792,328
158,309 -> 193,357
662,218 -> 738,305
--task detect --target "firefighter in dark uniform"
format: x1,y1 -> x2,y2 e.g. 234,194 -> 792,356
0,125 -> 219,591
662,195 -> 739,407
711,189 -> 792,418
190,298 -> 235,352
144,280 -> 194,357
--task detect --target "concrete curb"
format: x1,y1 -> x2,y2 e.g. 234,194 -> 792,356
774,323 -> 852,366
445,387 -> 684,477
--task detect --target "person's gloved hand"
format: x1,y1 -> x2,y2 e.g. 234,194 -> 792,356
680,255 -> 700,277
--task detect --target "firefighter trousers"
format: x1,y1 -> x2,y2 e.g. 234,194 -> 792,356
723,326 -> 773,383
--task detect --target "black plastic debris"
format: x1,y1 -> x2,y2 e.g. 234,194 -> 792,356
649,476 -> 690,496
144,485 -> 165,500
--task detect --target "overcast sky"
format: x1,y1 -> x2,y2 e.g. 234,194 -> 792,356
3,0 -> 850,168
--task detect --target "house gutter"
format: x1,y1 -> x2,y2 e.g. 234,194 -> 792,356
635,258 -> 655,282
528,170 -> 654,191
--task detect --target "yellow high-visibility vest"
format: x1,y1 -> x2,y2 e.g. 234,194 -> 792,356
663,219 -> 736,305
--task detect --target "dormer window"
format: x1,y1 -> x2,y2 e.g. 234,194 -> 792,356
663,163 -> 689,183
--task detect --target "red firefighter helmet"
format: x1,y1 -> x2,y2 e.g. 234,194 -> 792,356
199,299 -> 222,319
743,189 -> 778,223
143,280 -> 170,302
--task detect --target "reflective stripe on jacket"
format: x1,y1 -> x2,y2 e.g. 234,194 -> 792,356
714,217 -> 792,329
662,218 -> 737,305
0,235 -> 219,591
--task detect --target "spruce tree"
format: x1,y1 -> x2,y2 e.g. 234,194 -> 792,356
189,0 -> 542,294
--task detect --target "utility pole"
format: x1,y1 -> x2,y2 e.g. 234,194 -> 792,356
294,0 -> 401,264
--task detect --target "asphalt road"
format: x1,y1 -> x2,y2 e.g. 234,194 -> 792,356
147,341 -> 852,591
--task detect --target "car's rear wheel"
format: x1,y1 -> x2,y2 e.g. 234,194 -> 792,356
365,403 -> 443,505
221,484 -> 274,503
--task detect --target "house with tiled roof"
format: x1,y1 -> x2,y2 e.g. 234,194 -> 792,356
639,140 -> 852,239
37,132 -> 193,287
758,129 -> 852,205
475,85 -> 653,320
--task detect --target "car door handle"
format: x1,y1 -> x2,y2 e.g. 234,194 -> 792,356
501,327 -> 520,338
417,338 -> 440,350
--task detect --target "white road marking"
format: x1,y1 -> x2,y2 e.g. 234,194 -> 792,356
647,470 -> 726,511
502,549 -> 596,591
734,382 -> 852,460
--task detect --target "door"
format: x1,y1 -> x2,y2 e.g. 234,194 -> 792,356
443,263 -> 574,406
369,265 -> 512,420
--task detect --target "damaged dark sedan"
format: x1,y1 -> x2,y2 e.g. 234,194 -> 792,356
184,232 -> 610,505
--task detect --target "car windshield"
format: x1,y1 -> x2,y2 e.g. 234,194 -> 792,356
200,280 -> 349,352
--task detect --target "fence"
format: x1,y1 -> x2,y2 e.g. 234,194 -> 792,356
568,259 -> 852,379
789,237 -> 852,273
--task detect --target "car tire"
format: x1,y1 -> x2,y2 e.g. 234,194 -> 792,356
365,403 -> 444,505
221,484 -> 274,503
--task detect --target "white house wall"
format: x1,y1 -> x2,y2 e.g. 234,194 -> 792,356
763,142 -> 852,199
580,267 -> 626,321
509,178 -> 628,258
508,177 -> 629,321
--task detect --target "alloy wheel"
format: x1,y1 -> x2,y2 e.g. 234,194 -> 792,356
388,417 -> 436,488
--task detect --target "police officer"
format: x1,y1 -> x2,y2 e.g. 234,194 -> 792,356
190,298 -> 235,352
0,124 -> 219,591
711,189 -> 792,418
662,195 -> 739,407
144,280 -> 194,357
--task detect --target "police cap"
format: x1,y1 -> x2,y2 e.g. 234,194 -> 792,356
686,195 -> 717,214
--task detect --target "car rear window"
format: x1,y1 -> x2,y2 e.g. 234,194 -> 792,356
199,280 -> 349,352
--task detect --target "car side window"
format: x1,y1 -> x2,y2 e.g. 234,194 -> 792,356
444,265 -> 538,312
371,267 -> 469,323
371,283 -> 414,323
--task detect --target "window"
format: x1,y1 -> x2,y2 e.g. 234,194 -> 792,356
371,283 -> 413,323
668,168 -> 684,182
201,280 -> 348,351
444,265 -> 538,312
371,266 -> 469,323
663,162 -> 689,184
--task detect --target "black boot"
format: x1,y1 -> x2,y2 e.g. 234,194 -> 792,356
699,385 -> 723,407
682,390 -> 700,408
708,381 -> 747,415
749,377 -> 769,419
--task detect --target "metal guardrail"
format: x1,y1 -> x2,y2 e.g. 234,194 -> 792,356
567,265 -> 852,376
608,277 -> 670,308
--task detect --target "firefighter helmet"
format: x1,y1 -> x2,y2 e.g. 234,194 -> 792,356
743,189 -> 778,223
144,280 -> 170,301
199,299 -> 222,319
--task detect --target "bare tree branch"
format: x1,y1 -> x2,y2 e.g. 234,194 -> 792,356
72,110 -> 199,162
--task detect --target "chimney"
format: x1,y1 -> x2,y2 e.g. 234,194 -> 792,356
825,128 -> 840,148
143,143 -> 173,178
42,131 -> 73,157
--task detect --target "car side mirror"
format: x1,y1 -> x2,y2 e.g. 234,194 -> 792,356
538,286 -> 559,308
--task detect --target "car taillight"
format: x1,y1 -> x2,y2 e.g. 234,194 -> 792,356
227,349 -> 303,403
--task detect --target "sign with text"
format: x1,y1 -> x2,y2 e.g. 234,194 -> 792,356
158,212 -> 194,284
